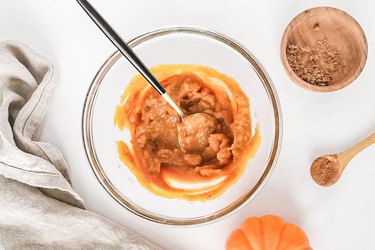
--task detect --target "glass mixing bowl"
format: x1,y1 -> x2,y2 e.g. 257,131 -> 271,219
82,26 -> 282,225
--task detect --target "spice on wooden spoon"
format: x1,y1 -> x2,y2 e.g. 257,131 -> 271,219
311,132 -> 375,186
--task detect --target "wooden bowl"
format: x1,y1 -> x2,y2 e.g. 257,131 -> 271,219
281,7 -> 368,92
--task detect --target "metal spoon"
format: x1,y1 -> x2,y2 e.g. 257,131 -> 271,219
76,0 -> 185,119
310,132 -> 375,187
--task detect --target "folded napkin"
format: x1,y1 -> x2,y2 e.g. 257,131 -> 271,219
0,41 -> 161,250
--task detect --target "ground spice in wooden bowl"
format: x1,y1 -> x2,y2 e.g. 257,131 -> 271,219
286,39 -> 348,86
281,7 -> 368,92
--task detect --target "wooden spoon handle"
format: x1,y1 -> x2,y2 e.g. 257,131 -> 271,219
338,132 -> 375,166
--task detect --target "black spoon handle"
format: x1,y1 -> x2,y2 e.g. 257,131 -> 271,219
77,0 -> 166,95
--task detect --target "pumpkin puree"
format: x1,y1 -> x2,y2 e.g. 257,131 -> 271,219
114,64 -> 260,201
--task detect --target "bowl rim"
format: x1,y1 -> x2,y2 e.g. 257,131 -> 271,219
280,6 -> 368,92
82,26 -> 283,226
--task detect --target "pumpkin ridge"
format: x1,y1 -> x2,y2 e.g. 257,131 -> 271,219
242,229 -> 257,250
261,215 -> 287,249
241,218 -> 263,250
244,229 -> 257,250
239,230 -> 254,250
259,217 -> 265,250
278,224 -> 310,250
226,228 -> 254,250
274,223 -> 287,250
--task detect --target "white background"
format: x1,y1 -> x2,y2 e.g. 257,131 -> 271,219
1,0 -> 375,249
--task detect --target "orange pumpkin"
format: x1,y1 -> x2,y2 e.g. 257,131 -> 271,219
226,215 -> 312,250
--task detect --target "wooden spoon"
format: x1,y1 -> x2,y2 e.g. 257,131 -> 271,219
310,132 -> 375,187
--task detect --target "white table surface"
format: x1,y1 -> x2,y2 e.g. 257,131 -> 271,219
1,0 -> 375,249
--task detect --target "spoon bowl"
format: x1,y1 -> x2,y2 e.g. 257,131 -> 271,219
310,155 -> 341,187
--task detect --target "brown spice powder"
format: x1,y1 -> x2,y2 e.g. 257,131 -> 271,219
286,39 -> 348,86
310,156 -> 339,186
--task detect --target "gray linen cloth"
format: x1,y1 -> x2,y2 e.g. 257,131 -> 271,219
0,41 -> 161,250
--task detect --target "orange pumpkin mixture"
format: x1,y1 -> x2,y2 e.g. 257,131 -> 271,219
114,64 -> 260,201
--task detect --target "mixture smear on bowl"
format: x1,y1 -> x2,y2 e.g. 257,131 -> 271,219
114,64 -> 260,201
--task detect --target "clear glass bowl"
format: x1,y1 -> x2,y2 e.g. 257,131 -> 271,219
82,26 -> 282,225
